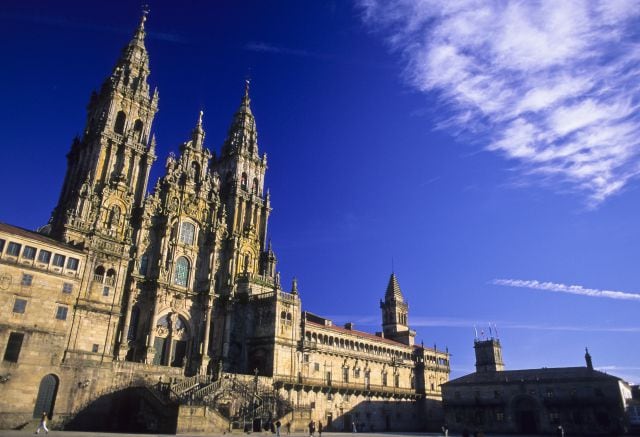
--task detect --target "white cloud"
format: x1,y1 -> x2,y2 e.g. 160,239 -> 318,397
492,278 -> 640,301
360,0 -> 640,204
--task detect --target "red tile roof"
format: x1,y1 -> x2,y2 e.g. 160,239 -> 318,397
0,222 -> 83,253
305,320 -> 410,348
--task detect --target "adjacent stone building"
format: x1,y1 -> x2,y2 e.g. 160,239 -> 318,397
0,13 -> 450,433
442,338 -> 632,435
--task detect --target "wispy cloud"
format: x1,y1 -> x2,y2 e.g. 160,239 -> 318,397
492,278 -> 640,301
327,314 -> 640,333
244,42 -> 328,59
359,0 -> 640,205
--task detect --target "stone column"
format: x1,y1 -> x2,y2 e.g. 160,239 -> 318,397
145,301 -> 160,364
200,296 -> 213,374
118,286 -> 136,360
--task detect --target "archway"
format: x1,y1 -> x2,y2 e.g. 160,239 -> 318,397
33,374 -> 59,419
513,395 -> 539,434
152,313 -> 190,367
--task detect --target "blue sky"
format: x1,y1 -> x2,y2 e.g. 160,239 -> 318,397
1,1 -> 639,382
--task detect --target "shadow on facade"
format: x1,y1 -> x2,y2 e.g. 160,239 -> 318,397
292,398 -> 442,433
64,387 -> 178,434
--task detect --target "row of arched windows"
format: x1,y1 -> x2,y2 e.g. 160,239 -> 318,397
94,265 -> 117,285
240,172 -> 260,195
304,330 -> 412,361
113,110 -> 145,142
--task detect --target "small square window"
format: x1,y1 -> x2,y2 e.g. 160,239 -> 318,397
7,242 -> 21,256
66,257 -> 79,271
92,344 -> 99,353
62,283 -> 73,294
12,298 -> 27,314
37,250 -> 52,264
21,274 -> 33,286
55,306 -> 68,321
103,286 -> 110,296
52,254 -> 65,267
22,246 -> 36,260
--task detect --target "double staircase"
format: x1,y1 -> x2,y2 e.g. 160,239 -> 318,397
166,373 -> 293,430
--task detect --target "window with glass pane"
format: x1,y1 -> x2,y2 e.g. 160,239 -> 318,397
21,274 -> 33,286
13,298 -> 27,314
0,239 -> 5,254
62,283 -> 73,294
66,257 -> 79,270
52,254 -> 65,267
55,306 -> 68,320
180,222 -> 195,245
6,242 -> 21,256
174,257 -> 189,286
22,246 -> 36,260
37,250 -> 51,263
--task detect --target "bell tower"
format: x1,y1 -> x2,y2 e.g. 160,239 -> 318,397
213,81 -> 273,293
49,12 -> 159,364
380,273 -> 416,346
50,10 -> 158,246
474,338 -> 505,372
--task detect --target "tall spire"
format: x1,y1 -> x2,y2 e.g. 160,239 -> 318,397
221,81 -> 259,157
107,9 -> 152,98
191,110 -> 205,150
385,273 -> 405,302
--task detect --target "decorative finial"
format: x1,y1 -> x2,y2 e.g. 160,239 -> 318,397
134,5 -> 149,41
291,277 -> 298,294
142,4 -> 150,23
198,110 -> 204,126
244,78 -> 251,100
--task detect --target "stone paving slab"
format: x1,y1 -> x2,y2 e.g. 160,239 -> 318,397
0,431 -> 542,437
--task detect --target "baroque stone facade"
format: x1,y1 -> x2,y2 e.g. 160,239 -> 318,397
0,13 -> 450,433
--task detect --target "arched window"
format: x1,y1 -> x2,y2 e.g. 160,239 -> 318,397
180,222 -> 196,245
106,268 -> 116,286
252,178 -> 259,195
114,111 -> 126,134
241,172 -> 248,190
174,257 -> 190,287
133,119 -> 144,141
94,265 -> 105,283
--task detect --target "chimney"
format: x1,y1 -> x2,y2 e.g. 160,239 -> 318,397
344,322 -> 354,330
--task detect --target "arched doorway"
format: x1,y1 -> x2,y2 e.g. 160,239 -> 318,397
513,396 -> 539,434
152,313 -> 190,367
33,374 -> 59,419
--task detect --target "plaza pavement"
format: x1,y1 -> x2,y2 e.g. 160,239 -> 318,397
0,431 -> 543,437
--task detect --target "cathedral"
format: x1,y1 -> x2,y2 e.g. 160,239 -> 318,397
0,13 -> 450,433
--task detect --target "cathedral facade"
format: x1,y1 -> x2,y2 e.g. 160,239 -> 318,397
0,14 -> 450,433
